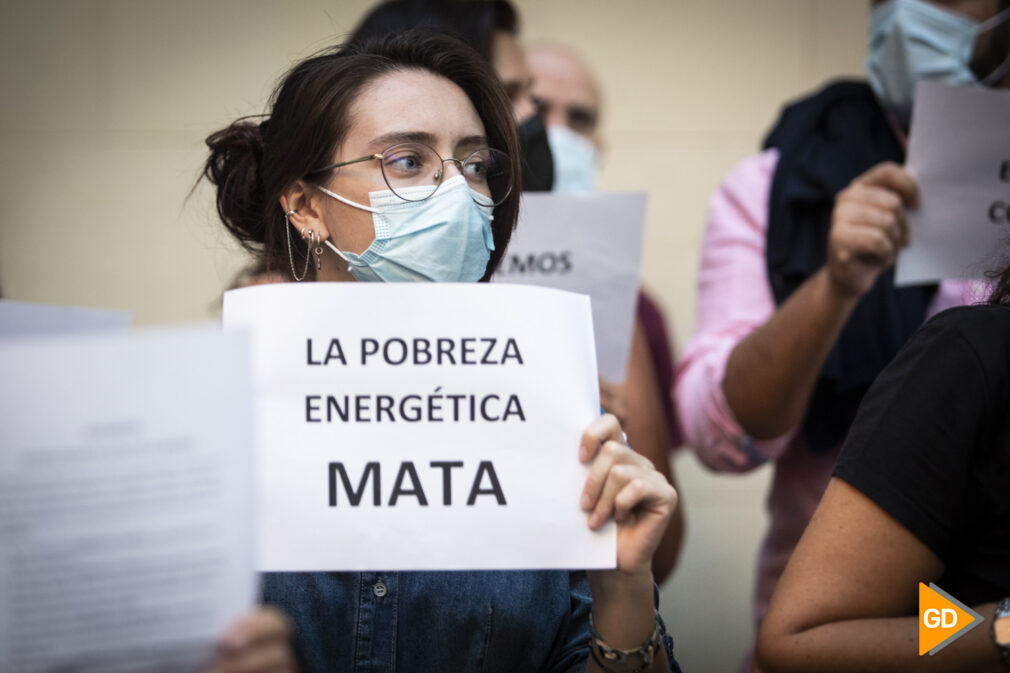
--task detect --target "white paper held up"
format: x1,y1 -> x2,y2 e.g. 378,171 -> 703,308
0,326 -> 256,673
223,282 -> 614,572
896,81 -> 1010,285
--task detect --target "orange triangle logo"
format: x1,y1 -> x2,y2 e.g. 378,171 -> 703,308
918,582 -> 984,656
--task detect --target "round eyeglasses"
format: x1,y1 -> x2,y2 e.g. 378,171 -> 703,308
308,142 -> 513,206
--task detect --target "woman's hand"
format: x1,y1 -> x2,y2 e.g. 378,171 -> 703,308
579,413 -> 678,577
204,606 -> 297,673
580,414 -> 677,668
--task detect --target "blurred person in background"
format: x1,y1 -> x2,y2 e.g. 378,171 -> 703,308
528,40 -> 685,583
674,0 -> 1008,666
525,42 -> 602,193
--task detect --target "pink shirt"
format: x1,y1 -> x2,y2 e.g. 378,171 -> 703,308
674,148 -> 980,624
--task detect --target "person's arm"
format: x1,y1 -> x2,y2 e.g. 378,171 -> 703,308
754,478 -> 1004,673
579,414 -> 679,673
619,317 -> 684,584
723,162 -> 918,440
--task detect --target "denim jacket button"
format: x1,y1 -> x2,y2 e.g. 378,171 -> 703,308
373,581 -> 388,598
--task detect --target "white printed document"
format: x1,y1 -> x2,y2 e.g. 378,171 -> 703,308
223,283 -> 614,572
0,327 -> 256,673
896,81 -> 1010,285
493,192 -> 647,382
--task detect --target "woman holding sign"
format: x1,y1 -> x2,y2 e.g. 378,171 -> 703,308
200,30 -> 680,673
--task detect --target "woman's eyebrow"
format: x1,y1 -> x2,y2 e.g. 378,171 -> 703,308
456,135 -> 489,152
367,131 -> 438,150
368,132 -> 490,153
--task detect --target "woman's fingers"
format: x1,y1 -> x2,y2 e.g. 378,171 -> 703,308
578,414 -> 679,575
579,413 -> 623,462
612,476 -> 650,525
581,435 -> 654,518
581,439 -> 625,511
589,462 -> 635,529
616,470 -> 677,521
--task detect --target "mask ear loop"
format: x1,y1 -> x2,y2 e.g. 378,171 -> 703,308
313,183 -> 371,273
977,5 -> 1010,34
324,240 -> 353,272
315,184 -> 381,214
982,54 -> 1010,85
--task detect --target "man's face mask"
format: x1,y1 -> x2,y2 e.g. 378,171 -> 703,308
867,0 -> 1010,126
546,125 -> 598,192
318,175 -> 496,283
516,112 -> 555,191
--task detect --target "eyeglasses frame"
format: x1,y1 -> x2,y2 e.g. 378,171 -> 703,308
306,142 -> 512,205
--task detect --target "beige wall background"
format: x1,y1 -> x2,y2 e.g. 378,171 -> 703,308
0,1 -> 868,670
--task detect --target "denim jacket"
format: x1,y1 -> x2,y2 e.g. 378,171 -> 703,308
262,570 -> 681,673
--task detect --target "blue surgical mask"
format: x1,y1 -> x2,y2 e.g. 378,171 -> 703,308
547,125 -> 599,192
318,175 -> 495,283
867,0 -> 1010,126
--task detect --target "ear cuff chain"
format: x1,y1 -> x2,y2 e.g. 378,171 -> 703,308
284,209 -> 323,282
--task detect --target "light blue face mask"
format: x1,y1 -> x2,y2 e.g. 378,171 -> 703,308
867,0 -> 1010,126
546,125 -> 599,192
318,175 -> 496,283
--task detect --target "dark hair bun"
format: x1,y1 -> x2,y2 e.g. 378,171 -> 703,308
203,120 -> 268,250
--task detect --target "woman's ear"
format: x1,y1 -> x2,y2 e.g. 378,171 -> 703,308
280,180 -> 330,243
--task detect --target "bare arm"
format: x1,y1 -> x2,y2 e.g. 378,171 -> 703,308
724,162 -> 917,440
619,318 -> 684,584
754,478 -> 1004,673
723,267 -> 858,439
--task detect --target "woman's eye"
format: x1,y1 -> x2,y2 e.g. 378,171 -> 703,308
385,153 -> 425,174
464,161 -> 488,180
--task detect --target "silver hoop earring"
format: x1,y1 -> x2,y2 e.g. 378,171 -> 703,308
314,237 -> 324,271
285,209 -> 311,282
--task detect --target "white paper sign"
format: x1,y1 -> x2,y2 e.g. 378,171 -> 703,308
896,81 -> 1010,285
0,327 -> 256,673
0,299 -> 131,337
493,192 -> 647,382
223,283 -> 614,572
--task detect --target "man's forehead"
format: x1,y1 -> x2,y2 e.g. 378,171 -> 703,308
527,44 -> 599,106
